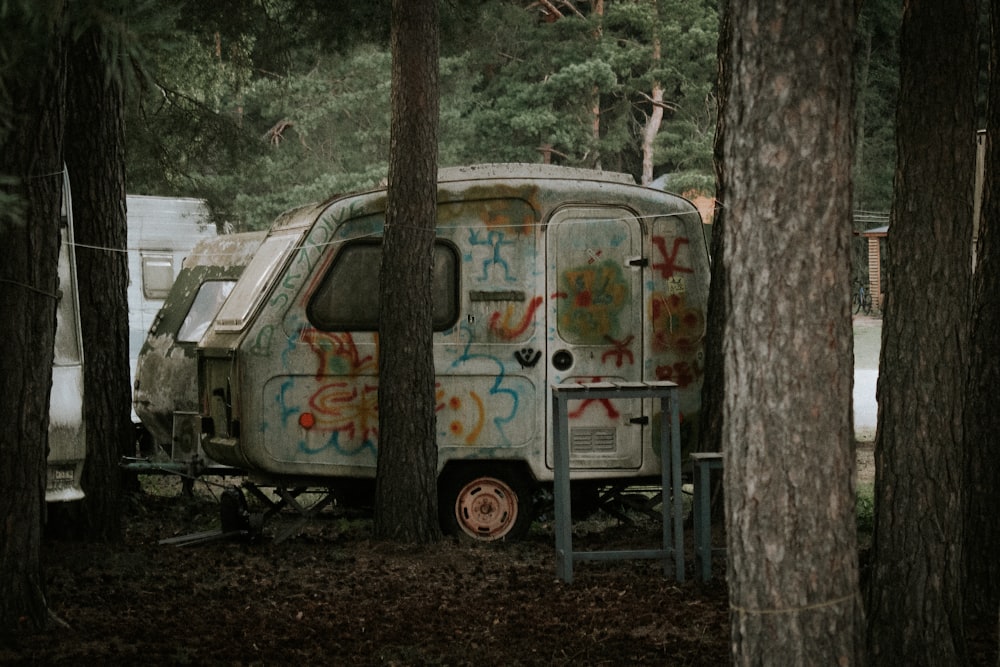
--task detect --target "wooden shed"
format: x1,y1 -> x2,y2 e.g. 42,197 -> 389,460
857,224 -> 887,312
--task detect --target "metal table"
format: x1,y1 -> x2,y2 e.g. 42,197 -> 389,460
690,451 -> 724,581
551,380 -> 683,583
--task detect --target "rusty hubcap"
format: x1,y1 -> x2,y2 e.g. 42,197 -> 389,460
454,476 -> 519,541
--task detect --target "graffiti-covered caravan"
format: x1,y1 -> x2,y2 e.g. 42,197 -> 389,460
199,164 -> 709,540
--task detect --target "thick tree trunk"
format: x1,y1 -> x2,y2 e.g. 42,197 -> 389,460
65,27 -> 130,541
963,0 -> 1000,626
865,0 -> 978,663
719,1 -> 862,663
374,0 -> 441,543
0,4 -> 66,632
698,0 -> 732,459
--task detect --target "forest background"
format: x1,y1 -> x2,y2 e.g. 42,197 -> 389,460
2,0 -> 998,662
125,0 -> 909,233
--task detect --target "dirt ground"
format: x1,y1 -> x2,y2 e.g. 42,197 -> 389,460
2,452 -> 995,666
856,439 -> 874,486
5,477 -> 731,666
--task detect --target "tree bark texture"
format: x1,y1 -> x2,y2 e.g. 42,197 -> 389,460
65,26 -> 130,541
964,0 -> 1000,623
374,0 -> 442,543
719,2 -> 862,664
865,0 -> 978,664
0,4 -> 66,632
698,0 -> 732,458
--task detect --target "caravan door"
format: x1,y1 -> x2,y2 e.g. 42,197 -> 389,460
545,206 -> 644,471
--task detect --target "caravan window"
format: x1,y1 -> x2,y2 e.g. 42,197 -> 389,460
214,233 -> 300,332
141,253 -> 174,299
308,240 -> 459,331
177,280 -> 237,343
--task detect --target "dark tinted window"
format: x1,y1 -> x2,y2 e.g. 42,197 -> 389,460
308,240 -> 459,331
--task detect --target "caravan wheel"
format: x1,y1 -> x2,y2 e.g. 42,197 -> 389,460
440,466 -> 533,542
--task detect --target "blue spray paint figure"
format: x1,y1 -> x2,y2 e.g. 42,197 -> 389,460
469,228 -> 516,282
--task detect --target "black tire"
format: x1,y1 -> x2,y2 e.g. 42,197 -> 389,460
570,482 -> 603,520
134,423 -> 156,457
439,464 -> 534,542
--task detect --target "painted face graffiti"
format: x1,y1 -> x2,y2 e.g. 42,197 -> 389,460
436,387 -> 486,445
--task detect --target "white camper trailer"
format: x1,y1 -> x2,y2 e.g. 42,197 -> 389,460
125,195 -> 217,398
47,192 -> 217,502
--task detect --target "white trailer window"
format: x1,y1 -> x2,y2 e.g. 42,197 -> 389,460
141,253 -> 175,299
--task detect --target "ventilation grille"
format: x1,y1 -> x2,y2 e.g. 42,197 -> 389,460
570,427 -> 616,454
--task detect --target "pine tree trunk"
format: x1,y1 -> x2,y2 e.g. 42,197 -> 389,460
698,0 -> 732,458
0,3 -> 66,632
719,1 -> 862,663
865,0 -> 978,663
374,0 -> 442,543
963,0 -> 1000,627
65,27 -> 130,541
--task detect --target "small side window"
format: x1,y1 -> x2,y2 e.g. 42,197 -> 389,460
214,233 -> 299,332
177,280 -> 237,343
141,253 -> 174,299
308,240 -> 459,331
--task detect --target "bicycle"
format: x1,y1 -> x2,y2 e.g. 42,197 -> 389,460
852,280 -> 873,315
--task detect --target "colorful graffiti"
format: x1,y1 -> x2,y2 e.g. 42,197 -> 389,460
654,360 -> 703,388
279,330 -> 380,456
648,289 -> 704,389
304,381 -> 379,453
436,194 -> 538,236
249,324 -> 275,357
488,295 -> 544,341
601,334 -> 635,367
567,378 -> 622,420
651,236 -> 694,280
650,292 -> 705,354
555,259 -> 630,344
300,329 -> 376,378
449,322 -> 521,444
284,326 -> 529,455
436,386 -> 485,445
468,228 -> 517,282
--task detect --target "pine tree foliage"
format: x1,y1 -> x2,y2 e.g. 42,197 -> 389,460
853,0 -> 902,210
113,0 -> 914,227
121,0 -> 727,228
